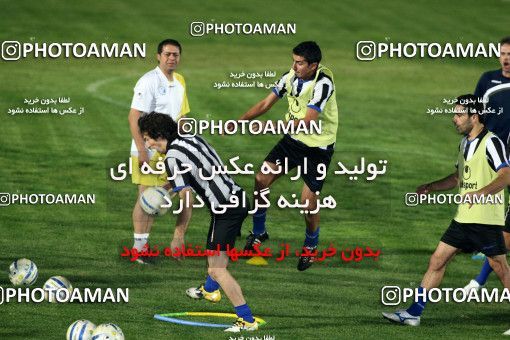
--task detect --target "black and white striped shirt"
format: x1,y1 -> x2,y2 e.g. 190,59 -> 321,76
164,136 -> 242,208
456,129 -> 509,172
272,70 -> 334,113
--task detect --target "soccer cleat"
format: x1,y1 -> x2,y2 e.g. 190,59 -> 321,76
297,245 -> 317,271
244,232 -> 269,251
463,279 -> 482,294
224,318 -> 258,332
382,310 -> 421,326
185,285 -> 221,303
471,252 -> 486,261
503,328 -> 510,335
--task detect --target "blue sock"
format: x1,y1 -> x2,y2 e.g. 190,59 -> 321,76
234,303 -> 254,323
252,208 -> 267,235
204,275 -> 220,292
304,227 -> 320,247
406,286 -> 427,317
475,259 -> 493,285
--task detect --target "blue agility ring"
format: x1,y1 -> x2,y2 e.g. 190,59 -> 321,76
154,312 -> 266,328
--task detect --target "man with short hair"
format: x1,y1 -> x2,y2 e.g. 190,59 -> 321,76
236,41 -> 338,271
138,113 -> 258,333
383,94 -> 510,326
464,37 -> 510,291
127,39 -> 192,263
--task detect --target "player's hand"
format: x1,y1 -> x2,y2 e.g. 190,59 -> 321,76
170,237 -> 185,261
416,183 -> 431,195
138,149 -> 150,167
462,191 -> 479,209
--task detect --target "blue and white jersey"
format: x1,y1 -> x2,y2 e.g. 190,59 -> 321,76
474,69 -> 510,145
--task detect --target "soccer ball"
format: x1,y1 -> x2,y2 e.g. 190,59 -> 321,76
44,276 -> 73,303
9,258 -> 38,286
67,320 -> 96,340
139,186 -> 173,215
91,323 -> 124,340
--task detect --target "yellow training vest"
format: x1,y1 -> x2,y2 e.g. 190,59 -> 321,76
454,132 -> 505,225
284,65 -> 338,147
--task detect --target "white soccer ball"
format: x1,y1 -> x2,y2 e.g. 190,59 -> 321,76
139,186 -> 172,215
91,323 -> 124,340
44,275 -> 73,303
67,320 -> 96,340
9,258 -> 38,286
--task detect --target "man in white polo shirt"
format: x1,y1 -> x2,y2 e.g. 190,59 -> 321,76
127,39 -> 192,263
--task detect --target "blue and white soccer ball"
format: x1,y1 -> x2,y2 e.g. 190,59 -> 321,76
91,323 -> 124,340
67,320 -> 96,340
44,275 -> 73,303
139,186 -> 172,215
9,258 -> 38,286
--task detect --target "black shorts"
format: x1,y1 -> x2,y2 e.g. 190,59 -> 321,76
504,204 -> 510,233
441,219 -> 507,257
206,191 -> 250,251
264,134 -> 334,192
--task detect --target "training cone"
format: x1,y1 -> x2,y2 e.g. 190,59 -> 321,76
246,256 -> 268,266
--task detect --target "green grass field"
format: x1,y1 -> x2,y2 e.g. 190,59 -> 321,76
1,0 -> 510,339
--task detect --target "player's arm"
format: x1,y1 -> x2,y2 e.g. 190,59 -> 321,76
164,158 -> 194,257
476,167 -> 510,196
130,78 -> 154,165
473,136 -> 510,196
290,107 -> 319,128
239,92 -> 280,120
128,108 -> 149,164
173,187 -> 193,244
416,172 -> 459,194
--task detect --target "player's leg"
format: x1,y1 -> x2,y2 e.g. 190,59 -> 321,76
297,183 -> 320,271
170,187 -> 194,258
246,136 -> 300,250
207,253 -> 258,332
421,241 -> 459,288
244,163 -> 283,250
130,153 -> 165,263
406,242 -> 458,318
296,145 -> 334,271
464,216 -> 510,292
487,254 -> 510,289
383,241 -> 459,326
132,184 -> 153,251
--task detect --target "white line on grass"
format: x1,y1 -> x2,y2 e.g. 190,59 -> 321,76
85,76 -> 135,108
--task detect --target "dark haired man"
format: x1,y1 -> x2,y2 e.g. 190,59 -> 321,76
383,95 -> 510,326
138,113 -> 258,333
235,41 -> 338,271
127,39 -> 192,263
464,37 -> 510,292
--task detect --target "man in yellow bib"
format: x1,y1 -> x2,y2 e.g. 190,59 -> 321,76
237,41 -> 338,271
383,94 -> 510,326
127,39 -> 192,263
